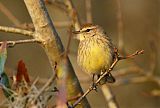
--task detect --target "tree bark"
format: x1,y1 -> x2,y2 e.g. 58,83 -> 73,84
24,0 -> 90,107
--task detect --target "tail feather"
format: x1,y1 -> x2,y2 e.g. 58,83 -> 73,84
99,73 -> 115,85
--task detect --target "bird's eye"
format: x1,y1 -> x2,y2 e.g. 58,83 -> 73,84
85,29 -> 90,32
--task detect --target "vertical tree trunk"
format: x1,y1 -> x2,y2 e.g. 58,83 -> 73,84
24,0 -> 90,107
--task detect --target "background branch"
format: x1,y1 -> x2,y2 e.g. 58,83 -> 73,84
0,39 -> 39,47
116,0 -> 124,53
0,2 -> 21,26
0,26 -> 34,37
85,0 -> 92,23
101,85 -> 119,108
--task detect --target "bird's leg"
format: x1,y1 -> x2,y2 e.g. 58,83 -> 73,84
92,74 -> 97,91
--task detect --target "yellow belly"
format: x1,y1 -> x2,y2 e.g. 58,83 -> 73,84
78,45 -> 112,75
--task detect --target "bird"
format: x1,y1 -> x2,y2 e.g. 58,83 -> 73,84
74,24 -> 115,85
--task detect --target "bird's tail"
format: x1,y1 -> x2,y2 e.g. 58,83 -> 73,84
98,72 -> 115,85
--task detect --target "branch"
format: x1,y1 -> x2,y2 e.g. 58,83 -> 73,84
0,39 -> 40,47
101,85 -> 119,108
114,73 -> 160,87
116,0 -> 124,52
64,0 -> 81,30
72,49 -> 144,107
0,26 -> 34,37
24,0 -> 90,107
32,72 -> 57,103
85,0 -> 92,23
0,2 -> 21,26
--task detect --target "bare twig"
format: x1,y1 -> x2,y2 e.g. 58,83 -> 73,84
18,21 -> 71,30
32,73 -> 57,103
0,39 -> 40,47
101,85 -> 119,108
64,26 -> 73,57
114,74 -> 160,87
85,0 -> 92,23
0,2 -> 35,30
72,50 -> 144,107
118,50 -> 144,60
113,66 -> 143,77
64,0 -> 81,30
67,93 -> 82,102
148,40 -> 157,75
54,21 -> 71,27
0,26 -> 34,37
0,2 -> 21,26
31,62 -> 58,105
49,0 -> 68,13
116,0 -> 124,52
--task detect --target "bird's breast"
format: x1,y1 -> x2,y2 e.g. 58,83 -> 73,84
77,40 -> 113,74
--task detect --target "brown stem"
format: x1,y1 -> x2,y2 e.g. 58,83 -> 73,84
0,39 -> 39,47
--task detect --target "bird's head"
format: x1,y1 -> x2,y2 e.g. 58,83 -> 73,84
73,24 -> 104,41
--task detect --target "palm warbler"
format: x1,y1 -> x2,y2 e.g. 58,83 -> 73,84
74,24 -> 115,84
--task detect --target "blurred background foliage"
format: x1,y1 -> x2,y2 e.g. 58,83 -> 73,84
0,0 -> 160,108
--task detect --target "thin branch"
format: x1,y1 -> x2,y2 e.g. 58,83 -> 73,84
54,21 -> 71,27
67,93 -> 82,102
113,66 -> 143,77
116,0 -> 124,52
85,0 -> 92,23
32,62 -> 58,105
72,49 -> 144,107
48,0 -> 68,13
0,2 -> 35,31
148,40 -> 157,75
0,2 -> 21,26
0,39 -> 40,47
118,50 -> 144,60
0,26 -> 34,37
64,0 -> 81,30
101,85 -> 119,108
64,26 -> 73,57
32,73 -> 57,103
114,74 -> 160,87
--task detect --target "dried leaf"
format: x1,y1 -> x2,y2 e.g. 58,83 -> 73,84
16,60 -> 30,84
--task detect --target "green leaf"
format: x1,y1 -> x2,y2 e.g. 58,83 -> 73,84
0,41 -> 7,75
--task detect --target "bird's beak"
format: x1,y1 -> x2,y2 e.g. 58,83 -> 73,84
72,30 -> 81,40
72,30 -> 81,34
